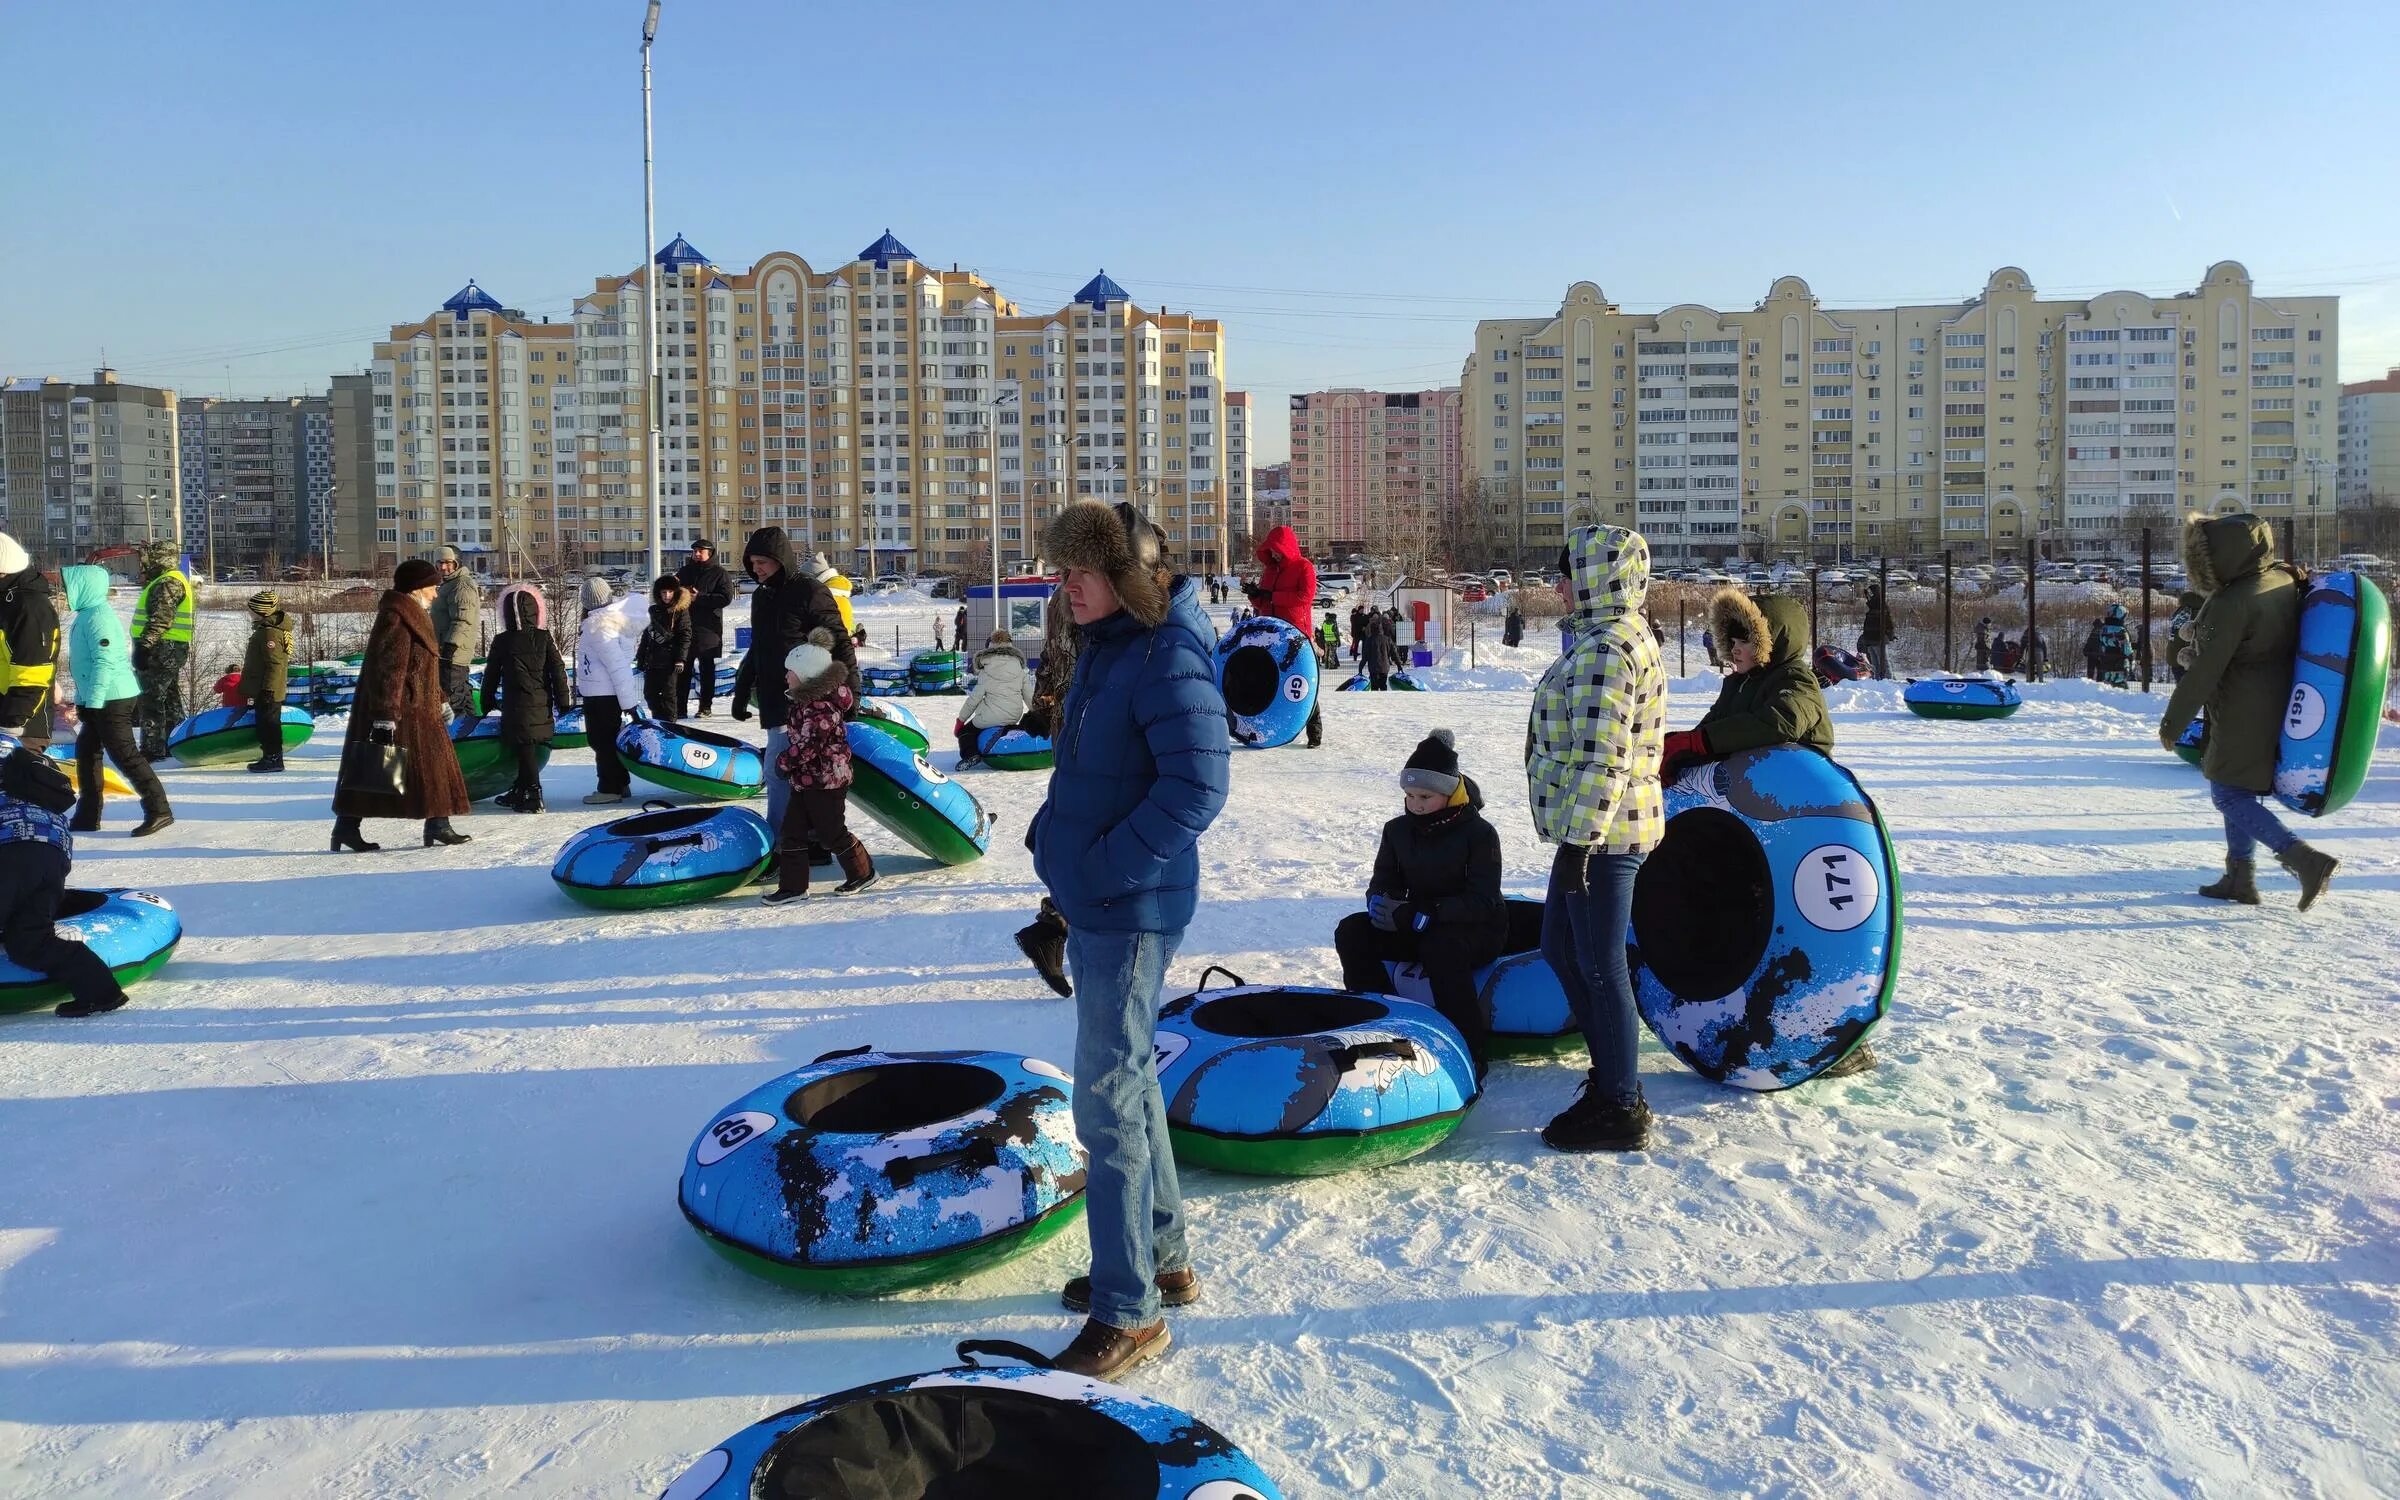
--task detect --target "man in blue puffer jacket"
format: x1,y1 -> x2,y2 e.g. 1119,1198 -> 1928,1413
1030,500 -> 1229,1380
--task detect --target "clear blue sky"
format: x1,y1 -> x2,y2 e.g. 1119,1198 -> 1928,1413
6,0 -> 2398,466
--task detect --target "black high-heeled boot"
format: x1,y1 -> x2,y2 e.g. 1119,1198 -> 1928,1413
330,816 -> 382,853
423,817 -> 473,847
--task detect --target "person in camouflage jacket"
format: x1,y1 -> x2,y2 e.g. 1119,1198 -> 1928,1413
1525,524 -> 1665,1153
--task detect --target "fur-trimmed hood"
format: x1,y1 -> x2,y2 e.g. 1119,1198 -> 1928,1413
1712,588 -> 1809,667
1042,500 -> 1172,628
1708,587 -> 1768,660
495,581 -> 546,633
2183,511 -> 2274,596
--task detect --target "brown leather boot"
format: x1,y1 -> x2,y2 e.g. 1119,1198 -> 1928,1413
1051,1317 -> 1172,1379
1060,1266 -> 1200,1314
834,837 -> 878,894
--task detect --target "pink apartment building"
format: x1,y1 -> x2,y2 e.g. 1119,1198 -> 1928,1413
1286,387 -> 1461,559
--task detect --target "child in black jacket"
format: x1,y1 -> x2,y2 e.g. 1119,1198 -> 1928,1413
635,577 -> 692,720
1334,729 -> 1506,1071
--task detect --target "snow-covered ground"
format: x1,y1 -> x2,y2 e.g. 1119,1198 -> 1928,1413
3,673 -> 2397,1497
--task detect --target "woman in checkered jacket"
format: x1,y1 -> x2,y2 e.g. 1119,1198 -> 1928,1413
1524,524 -> 1666,1153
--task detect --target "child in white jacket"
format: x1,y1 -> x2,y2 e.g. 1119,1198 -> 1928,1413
954,629 -> 1032,767
574,576 -> 644,804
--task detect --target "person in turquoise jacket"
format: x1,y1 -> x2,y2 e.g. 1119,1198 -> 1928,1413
62,565 -> 172,836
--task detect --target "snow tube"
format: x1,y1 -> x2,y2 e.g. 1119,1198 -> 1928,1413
1335,670 -> 1424,691
552,706 -> 588,751
655,1341 -> 1284,1500
2275,570 -> 2392,817
617,719 -> 765,801
552,804 -> 774,909
910,650 -> 965,694
2174,711 -> 2207,767
167,704 -> 314,767
286,662 -> 357,711
853,696 -> 930,752
1813,645 -> 1871,686
1629,747 -> 1900,1089
1381,899 -> 1579,1059
861,664 -> 913,698
678,1047 -> 1086,1295
974,726 -> 1053,772
1154,972 -> 1479,1176
1902,677 -> 2021,720
1216,616 -> 1319,749
0,889 -> 180,1015
47,744 -> 132,798
449,713 -> 546,801
846,723 -> 992,865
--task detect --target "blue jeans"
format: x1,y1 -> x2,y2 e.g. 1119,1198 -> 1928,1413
762,726 -> 789,832
1066,926 -> 1188,1330
2210,780 -> 2297,862
1540,844 -> 1646,1106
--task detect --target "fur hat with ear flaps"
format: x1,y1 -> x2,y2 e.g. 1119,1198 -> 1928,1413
1041,500 -> 1172,627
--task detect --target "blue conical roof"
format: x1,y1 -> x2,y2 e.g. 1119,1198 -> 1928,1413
858,229 -> 916,269
1074,270 -> 1130,308
441,280 -> 504,319
654,234 -> 708,270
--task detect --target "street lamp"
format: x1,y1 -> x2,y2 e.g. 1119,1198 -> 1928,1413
206,492 -> 227,584
639,0 -> 664,588
2298,455 -> 2335,564
986,388 -> 1019,608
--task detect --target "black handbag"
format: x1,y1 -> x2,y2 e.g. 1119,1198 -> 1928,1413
338,730 -> 408,800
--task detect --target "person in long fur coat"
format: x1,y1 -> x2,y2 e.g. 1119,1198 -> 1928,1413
330,558 -> 471,852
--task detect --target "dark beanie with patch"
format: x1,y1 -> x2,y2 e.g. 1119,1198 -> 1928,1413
1400,728 -> 1461,797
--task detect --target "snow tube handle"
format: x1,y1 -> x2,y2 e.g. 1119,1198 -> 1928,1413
642,799 -> 675,813
1193,964 -> 1248,993
1332,1038 -> 1421,1070
955,1339 -> 1056,1370
810,1043 -> 874,1065
884,1136 -> 1001,1188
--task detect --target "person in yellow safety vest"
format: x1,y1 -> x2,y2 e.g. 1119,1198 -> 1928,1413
0,531 -> 60,752
132,540 -> 193,760
805,552 -> 857,634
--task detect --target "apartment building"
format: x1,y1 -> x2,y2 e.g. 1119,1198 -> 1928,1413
1225,390 -> 1252,561
177,395 -> 335,576
327,374 -> 380,573
1285,388 -> 1461,559
1463,262 -> 2339,567
0,369 -> 180,563
361,234 -> 1230,575
1250,462 -> 1292,544
2338,367 -> 2400,506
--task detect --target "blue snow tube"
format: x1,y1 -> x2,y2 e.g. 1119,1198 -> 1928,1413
1215,616 -> 1319,749
1380,899 -> 1578,1058
617,718 -> 765,801
552,705 -> 588,750
852,696 -> 929,751
2275,569 -> 2392,817
1335,670 -> 1424,691
166,704 -> 316,767
974,726 -> 1053,772
846,722 -> 992,865
1902,677 -> 2021,720
551,803 -> 774,909
677,1048 -> 1087,1295
654,1341 -> 1285,1499
1153,972 -> 1479,1175
0,889 -> 181,1014
2174,711 -> 2208,767
1628,747 -> 1900,1090
861,664 -> 913,698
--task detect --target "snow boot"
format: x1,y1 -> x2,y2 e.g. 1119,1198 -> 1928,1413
492,786 -> 524,810
833,838 -> 878,895
1820,1043 -> 1879,1079
330,816 -> 381,853
512,787 -> 544,814
129,810 -> 175,838
1051,1317 -> 1172,1380
1541,1079 -> 1651,1153
582,789 -> 627,806
69,811 -> 100,834
55,987 -> 130,1018
2197,857 -> 2260,906
1061,1267 -> 1200,1314
423,818 -> 473,847
246,754 -> 285,773
2276,843 -> 2338,912
1015,907 -> 1071,998
761,878 -> 809,906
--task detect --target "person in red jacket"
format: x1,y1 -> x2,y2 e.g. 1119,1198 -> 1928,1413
1244,524 -> 1323,748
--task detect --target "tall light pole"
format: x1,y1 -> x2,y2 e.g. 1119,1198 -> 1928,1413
207,492 -> 226,584
322,484 -> 337,579
986,388 -> 1019,610
640,0 -> 664,586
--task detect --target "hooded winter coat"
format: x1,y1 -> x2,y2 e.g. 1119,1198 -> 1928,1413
575,592 -> 643,704
0,559 -> 59,745
731,527 -> 854,725
960,643 -> 1032,729
242,604 -> 292,705
1695,589 -> 1833,757
1858,586 -> 1896,647
480,587 -> 568,744
1246,525 -> 1317,633
1525,527 -> 1666,852
430,562 -> 480,663
62,565 -> 139,710
1363,616 -> 1398,674
1031,503 -> 1229,933
332,590 -> 469,820
1367,776 -> 1507,950
777,637 -> 856,790
676,553 -> 735,654
637,591 -> 692,677
2159,513 -> 2301,791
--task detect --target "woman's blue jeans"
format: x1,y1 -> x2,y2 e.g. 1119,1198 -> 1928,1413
1540,844 -> 1646,1106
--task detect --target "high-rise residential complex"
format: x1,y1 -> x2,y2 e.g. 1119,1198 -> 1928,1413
1250,462 -> 1292,543
1224,390 -> 1252,561
177,395 -> 335,576
0,369 -> 180,564
1463,262 -> 2339,567
359,233 -> 1229,575
327,374 -> 380,574
2337,367 -> 2400,507
1285,388 -> 1461,559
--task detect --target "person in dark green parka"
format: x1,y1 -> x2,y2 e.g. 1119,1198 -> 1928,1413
2157,512 -> 2337,909
1661,588 -> 1833,775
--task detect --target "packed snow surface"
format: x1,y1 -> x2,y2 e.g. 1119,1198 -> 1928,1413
3,665 -> 2397,1498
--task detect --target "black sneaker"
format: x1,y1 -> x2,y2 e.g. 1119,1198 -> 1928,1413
761,887 -> 808,906
55,989 -> 130,1018
834,870 -> 879,895
1541,1083 -> 1651,1153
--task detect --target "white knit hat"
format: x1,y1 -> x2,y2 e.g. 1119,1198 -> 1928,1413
581,574 -> 614,609
784,641 -> 832,680
0,532 -> 27,576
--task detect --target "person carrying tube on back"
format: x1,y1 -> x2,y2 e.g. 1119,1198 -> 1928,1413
1243,524 -> 1321,748
1333,728 -> 1504,1080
